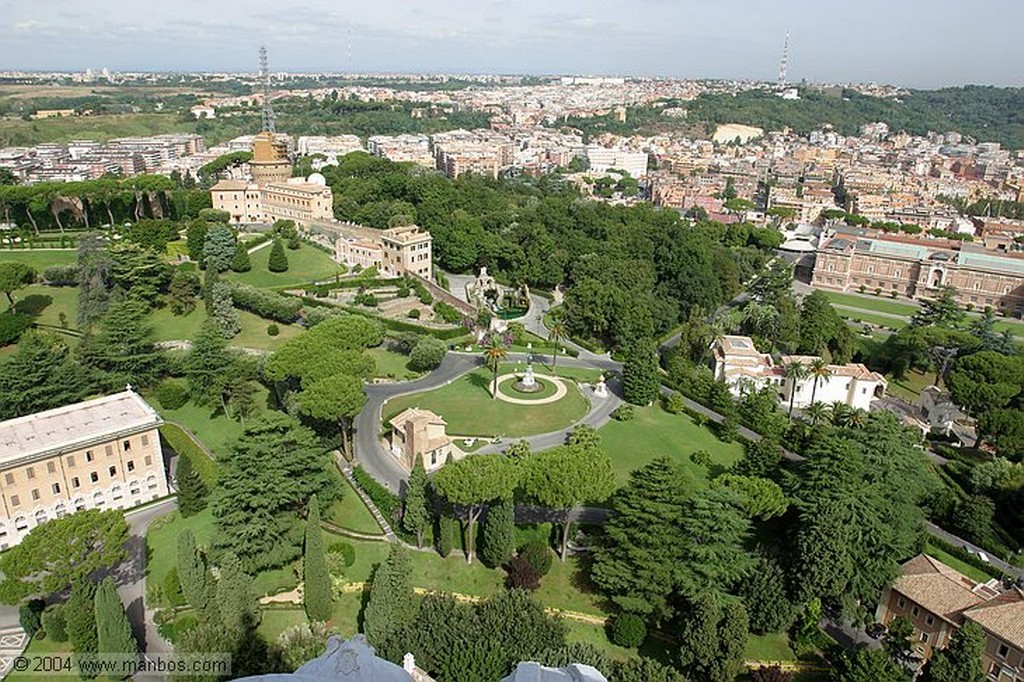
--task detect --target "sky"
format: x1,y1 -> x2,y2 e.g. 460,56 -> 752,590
2,0 -> 1022,88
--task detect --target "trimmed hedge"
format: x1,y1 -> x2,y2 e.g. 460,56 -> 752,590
927,536 -> 1005,580
300,298 -> 468,340
41,265 -> 79,286
228,282 -> 303,323
351,466 -> 399,523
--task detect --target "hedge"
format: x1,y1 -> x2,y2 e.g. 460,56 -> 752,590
927,536 -> 1005,580
351,466 -> 399,523
0,312 -> 33,346
228,282 -> 303,323
159,424 -> 219,486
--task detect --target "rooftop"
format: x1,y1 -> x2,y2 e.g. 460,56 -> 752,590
0,391 -> 162,467
964,588 -> 1024,650
389,408 -> 447,430
891,554 -> 991,624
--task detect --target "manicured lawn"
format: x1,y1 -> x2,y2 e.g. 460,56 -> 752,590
822,291 -> 918,317
330,590 -> 367,638
0,249 -> 77,270
925,544 -> 991,583
745,632 -> 796,662
837,308 -> 908,331
384,365 -> 590,438
533,554 -> 609,617
564,621 -> 636,662
992,317 -> 1024,336
597,404 -> 744,484
13,284 -> 80,333
145,508 -> 215,593
328,479 -> 384,535
252,566 -> 298,598
159,423 -> 219,484
149,306 -> 302,350
6,635 -> 74,682
155,390 -> 268,458
406,545 -> 506,596
257,608 -> 308,645
886,369 -> 936,402
225,243 -> 343,289
365,346 -> 420,380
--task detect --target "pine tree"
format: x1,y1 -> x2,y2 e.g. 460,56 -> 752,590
215,552 -> 258,645
65,578 -> 98,677
184,319 -> 234,404
79,299 -> 163,387
209,282 -> 240,338
93,576 -> 138,678
176,530 -> 209,612
175,454 -> 208,517
622,337 -> 659,406
230,243 -> 252,273
203,224 -> 236,273
402,460 -> 430,548
303,495 -> 333,623
363,545 -> 416,646
76,233 -> 112,329
480,497 -> 516,568
267,239 -> 289,273
436,513 -> 455,558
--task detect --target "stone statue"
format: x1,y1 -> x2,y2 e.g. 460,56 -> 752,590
594,375 -> 608,398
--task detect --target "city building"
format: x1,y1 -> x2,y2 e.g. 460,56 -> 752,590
876,554 -> 1024,680
387,408 -> 452,471
335,238 -> 383,271
585,146 -> 648,178
710,335 -> 886,411
379,225 -> 433,279
211,174 -> 333,225
0,390 -> 169,548
812,229 -> 1024,317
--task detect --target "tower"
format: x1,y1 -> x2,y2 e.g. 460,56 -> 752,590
259,45 -> 276,134
777,33 -> 789,89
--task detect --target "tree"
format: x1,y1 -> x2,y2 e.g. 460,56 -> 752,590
76,233 -> 112,328
168,269 -> 200,316
175,453 -> 208,517
714,474 -> 788,520
677,595 -> 749,682
911,285 -> 964,329
203,224 -> 236,272
884,615 -> 914,664
480,497 -> 516,568
674,487 -> 754,598
297,373 -> 367,457
79,299 -> 163,388
408,337 -> 447,372
303,495 -> 333,622
608,613 -> 647,648
522,444 -> 616,561
0,262 -> 34,310
739,553 -> 796,634
808,358 -> 832,406
622,337 -> 659,406
483,338 -> 508,399
231,242 -> 252,273
268,239 -> 289,273
215,552 -> 259,645
185,220 -> 209,263
208,281 -> 240,338
402,460 -> 430,548
836,647 -> 911,682
94,576 -> 138,678
805,401 -> 829,426
363,545 -> 416,645
184,319 -> 235,405
751,666 -> 793,682
947,351 -> 1024,417
783,360 -> 808,419
919,620 -> 985,682
65,578 -> 98,677
548,318 -> 566,372
436,513 -> 455,557
433,456 -> 518,564
0,510 -> 129,604
0,331 -> 91,420
177,530 -> 210,612
108,241 -> 171,304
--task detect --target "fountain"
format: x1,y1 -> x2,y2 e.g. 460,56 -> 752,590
512,361 -> 543,393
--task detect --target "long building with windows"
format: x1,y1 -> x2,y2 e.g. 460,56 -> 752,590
0,390 -> 169,548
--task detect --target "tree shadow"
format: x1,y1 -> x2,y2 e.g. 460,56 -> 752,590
14,294 -> 52,318
357,562 -> 380,632
708,463 -> 729,479
466,372 -> 493,393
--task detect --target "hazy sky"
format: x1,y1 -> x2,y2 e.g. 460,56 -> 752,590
2,0 -> 1021,88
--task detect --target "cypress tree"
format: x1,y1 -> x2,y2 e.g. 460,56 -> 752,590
215,552 -> 258,645
402,460 -> 430,548
363,545 -> 415,646
480,497 -> 516,568
175,454 -> 208,517
303,495 -> 333,622
94,576 -> 138,677
436,513 -> 455,558
267,240 -> 289,273
176,530 -> 209,612
65,578 -> 98,677
230,243 -> 252,273
622,337 -> 659,406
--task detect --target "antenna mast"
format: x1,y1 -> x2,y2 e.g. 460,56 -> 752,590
777,33 -> 789,89
259,45 -> 276,133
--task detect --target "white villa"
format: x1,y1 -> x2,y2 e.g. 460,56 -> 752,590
711,335 -> 887,412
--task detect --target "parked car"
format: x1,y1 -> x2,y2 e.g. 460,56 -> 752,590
978,551 -> 990,563
867,622 -> 887,639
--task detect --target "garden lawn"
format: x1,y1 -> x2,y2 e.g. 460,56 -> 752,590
835,308 -> 908,331
597,404 -> 744,484
0,249 -> 77,270
159,423 -> 219,484
563,621 -> 636,662
745,632 -> 797,663
821,291 -> 919,317
155,390 -> 268,457
365,346 -> 419,380
532,554 -> 609,618
145,508 -> 215,592
225,243 -> 343,289
149,306 -> 302,350
328,479 -> 384,535
5,636 -> 74,682
925,543 -> 991,583
886,369 -> 936,401
384,365 -> 590,438
256,608 -> 308,645
12,284 -> 80,333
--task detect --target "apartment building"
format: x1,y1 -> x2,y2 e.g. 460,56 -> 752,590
380,225 -> 433,279
0,390 -> 169,548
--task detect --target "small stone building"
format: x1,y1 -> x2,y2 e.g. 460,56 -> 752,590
388,408 -> 452,471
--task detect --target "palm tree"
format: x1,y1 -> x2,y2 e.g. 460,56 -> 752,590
782,360 -> 808,420
828,401 -> 850,426
808,358 -> 832,407
805,401 -> 828,426
548,319 -> 566,373
845,408 -> 868,428
483,338 -> 507,399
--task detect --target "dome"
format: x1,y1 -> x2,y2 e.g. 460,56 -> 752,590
307,172 -> 327,186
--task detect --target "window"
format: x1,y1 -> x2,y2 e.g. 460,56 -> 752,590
108,466 -> 117,477
51,483 -> 60,495
926,615 -> 934,626
127,461 -> 135,473
10,495 -> 19,507
912,606 -> 920,617
920,632 -> 929,643
144,456 -> 152,467
30,489 -> 39,501
46,462 -> 56,474
431,452 -> 437,466
86,451 -> 94,463
90,472 -> 98,483
998,644 -> 1009,659
123,440 -> 131,452
71,477 -> 80,489
105,445 -> 113,457
25,467 -> 34,480
66,456 -> 75,468
141,435 -> 149,446
3,473 -> 12,485
897,597 -> 906,608
14,517 -> 27,530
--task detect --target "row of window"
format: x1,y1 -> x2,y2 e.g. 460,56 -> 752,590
2,437 -> 149,486
1,481 -> 161,535
7,457 -> 151,507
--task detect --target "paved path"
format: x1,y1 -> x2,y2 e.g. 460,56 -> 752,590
246,239 -> 274,255
0,621 -> 28,680
121,499 -> 179,656
334,455 -> 397,541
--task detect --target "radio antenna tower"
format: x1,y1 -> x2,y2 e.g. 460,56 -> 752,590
777,33 -> 790,89
259,45 -> 276,134
347,27 -> 353,75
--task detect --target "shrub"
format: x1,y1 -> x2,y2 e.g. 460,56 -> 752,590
406,308 -> 421,319
436,514 -> 455,557
409,337 -> 448,372
0,312 -> 33,346
505,556 -> 541,591
663,391 -> 685,414
163,567 -> 186,607
19,599 -> 45,638
228,282 -> 303,323
352,466 -> 399,522
690,450 -> 713,468
41,605 -> 67,642
42,265 -> 78,286
267,324 -> 280,336
608,613 -> 647,648
433,301 -> 463,324
611,405 -> 635,421
751,665 -> 793,682
268,239 -> 289,272
396,284 -> 410,298
327,541 -> 356,568
519,540 -> 553,577
155,379 -> 189,410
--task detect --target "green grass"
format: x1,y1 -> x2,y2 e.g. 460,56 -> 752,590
0,249 -> 77,270
384,364 -> 590,438
5,635 -> 74,682
328,479 -> 384,535
145,508 -> 215,591
365,346 -> 420,380
225,243 -> 344,289
256,608 -> 308,645
924,544 -> 991,583
12,284 -> 80,334
0,112 -> 196,145
886,369 -> 936,401
597,404 -> 744,484
992,317 -> 1024,335
564,621 -> 636,662
533,554 -> 609,617
838,309 -> 908,331
745,632 -> 796,662
252,566 -> 298,598
822,291 -> 919,316
159,423 -> 219,485
155,391 -> 268,457
149,306 -> 302,350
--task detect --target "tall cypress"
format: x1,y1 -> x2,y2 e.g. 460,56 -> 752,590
230,243 -> 252,273
94,577 -> 138,678
267,239 -> 289,273
363,545 -> 415,646
176,530 -> 209,612
65,578 -> 98,679
215,552 -> 258,645
303,495 -> 333,622
480,497 -> 516,568
622,337 -> 659,406
402,460 -> 430,548
175,455 -> 208,517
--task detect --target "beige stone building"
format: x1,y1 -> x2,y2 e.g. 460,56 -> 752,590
380,225 -> 433,279
812,229 -> 1024,317
0,390 -> 169,548
387,408 -> 452,471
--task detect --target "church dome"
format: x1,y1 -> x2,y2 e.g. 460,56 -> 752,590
307,172 -> 327,186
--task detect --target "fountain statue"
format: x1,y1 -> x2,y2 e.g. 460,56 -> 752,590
512,358 -> 542,393
594,375 -> 608,398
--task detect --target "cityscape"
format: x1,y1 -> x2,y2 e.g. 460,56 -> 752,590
0,3 -> 1023,682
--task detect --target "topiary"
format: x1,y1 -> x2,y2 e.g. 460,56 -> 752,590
406,308 -> 421,319
267,324 -> 280,336
504,556 -> 541,591
611,405 -> 635,421
155,379 -> 189,410
327,541 -> 356,567
519,540 -> 553,577
41,605 -> 67,642
162,567 -> 186,607
608,612 -> 647,648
